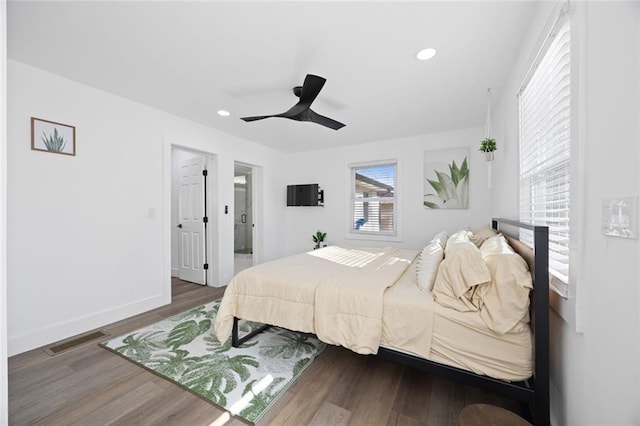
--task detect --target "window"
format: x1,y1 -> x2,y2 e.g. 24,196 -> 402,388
350,162 -> 397,236
518,17 -> 571,296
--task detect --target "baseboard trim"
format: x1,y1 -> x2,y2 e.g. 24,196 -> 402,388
8,293 -> 170,356
171,267 -> 179,277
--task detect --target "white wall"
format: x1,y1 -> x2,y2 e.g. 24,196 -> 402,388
1,1 -> 9,423
7,60 -> 285,355
491,2 -> 640,424
637,2 -> 640,413
281,127 -> 491,255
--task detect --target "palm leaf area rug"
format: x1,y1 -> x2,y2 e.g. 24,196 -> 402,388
100,300 -> 326,424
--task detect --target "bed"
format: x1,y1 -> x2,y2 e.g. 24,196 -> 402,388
213,218 -> 550,425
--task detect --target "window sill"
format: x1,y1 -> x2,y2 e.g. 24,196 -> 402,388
345,231 -> 403,243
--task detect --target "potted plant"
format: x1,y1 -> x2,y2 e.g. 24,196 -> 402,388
312,230 -> 327,249
479,137 -> 497,161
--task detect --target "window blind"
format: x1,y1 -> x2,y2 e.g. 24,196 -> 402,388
351,163 -> 396,235
519,18 -> 571,296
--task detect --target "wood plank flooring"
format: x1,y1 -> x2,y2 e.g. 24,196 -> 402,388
9,278 -> 527,425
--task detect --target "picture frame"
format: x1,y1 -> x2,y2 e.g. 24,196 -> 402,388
423,147 -> 469,209
31,117 -> 76,156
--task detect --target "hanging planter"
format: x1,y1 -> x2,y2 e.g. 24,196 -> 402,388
479,137 -> 497,162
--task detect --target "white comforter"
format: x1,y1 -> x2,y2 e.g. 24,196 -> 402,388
214,246 -> 417,354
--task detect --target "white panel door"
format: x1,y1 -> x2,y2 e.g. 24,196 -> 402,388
178,156 -> 206,285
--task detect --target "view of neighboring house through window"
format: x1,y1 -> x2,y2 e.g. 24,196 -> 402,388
351,162 -> 397,236
518,16 -> 571,296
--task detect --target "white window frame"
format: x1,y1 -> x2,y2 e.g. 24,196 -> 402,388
518,11 -> 571,298
346,159 -> 402,242
518,3 -> 583,331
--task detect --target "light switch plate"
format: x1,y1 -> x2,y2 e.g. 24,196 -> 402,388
602,195 -> 638,239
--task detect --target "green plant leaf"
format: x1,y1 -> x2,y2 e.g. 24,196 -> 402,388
435,170 -> 457,200
456,175 -> 469,208
41,128 -> 67,152
259,331 -> 319,360
427,178 -> 447,200
480,138 -> 497,152
239,377 -> 287,419
449,160 -> 460,185
460,157 -> 469,178
114,331 -> 166,363
167,319 -> 212,348
423,201 -> 439,209
147,349 -> 200,378
181,353 -> 259,404
312,230 -> 326,243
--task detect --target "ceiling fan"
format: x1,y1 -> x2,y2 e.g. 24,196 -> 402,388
240,74 -> 346,130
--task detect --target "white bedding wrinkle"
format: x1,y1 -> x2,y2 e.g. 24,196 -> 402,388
314,248 -> 417,354
432,239 -> 492,312
213,246 -> 417,354
479,236 -> 533,334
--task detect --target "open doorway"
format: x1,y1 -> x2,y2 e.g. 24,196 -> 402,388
234,163 -> 254,274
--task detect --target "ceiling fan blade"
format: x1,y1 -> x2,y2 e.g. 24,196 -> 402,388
308,110 -> 346,130
278,102 -> 308,119
299,74 -> 326,106
240,115 -> 273,122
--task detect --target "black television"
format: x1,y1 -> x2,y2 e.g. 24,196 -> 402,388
287,184 -> 323,206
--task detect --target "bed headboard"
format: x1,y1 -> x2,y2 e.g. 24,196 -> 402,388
492,218 -> 549,425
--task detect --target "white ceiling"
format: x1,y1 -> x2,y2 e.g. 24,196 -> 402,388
7,1 -> 539,152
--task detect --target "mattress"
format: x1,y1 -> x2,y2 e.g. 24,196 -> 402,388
382,260 -> 533,382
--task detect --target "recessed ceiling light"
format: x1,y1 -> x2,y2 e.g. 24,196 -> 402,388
217,110 -> 230,117
416,48 -> 437,61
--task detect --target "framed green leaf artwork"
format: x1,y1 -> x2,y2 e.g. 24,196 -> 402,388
31,117 -> 76,156
423,147 -> 469,209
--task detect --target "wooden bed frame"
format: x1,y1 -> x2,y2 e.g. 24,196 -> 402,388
231,218 -> 550,425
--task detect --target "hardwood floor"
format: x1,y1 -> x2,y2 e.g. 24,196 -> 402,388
9,278 -> 526,425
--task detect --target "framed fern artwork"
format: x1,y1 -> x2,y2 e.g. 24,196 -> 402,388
423,147 -> 469,209
31,117 -> 76,156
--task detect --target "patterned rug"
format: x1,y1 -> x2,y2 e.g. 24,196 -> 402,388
100,300 -> 326,424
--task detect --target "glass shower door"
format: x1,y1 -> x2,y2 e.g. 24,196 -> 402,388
234,165 -> 253,274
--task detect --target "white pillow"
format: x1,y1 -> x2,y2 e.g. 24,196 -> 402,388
432,230 -> 449,249
416,239 -> 445,291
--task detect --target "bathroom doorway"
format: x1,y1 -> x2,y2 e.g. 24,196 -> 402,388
234,163 -> 254,274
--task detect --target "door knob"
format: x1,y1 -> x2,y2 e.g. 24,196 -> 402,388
177,224 -> 183,228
